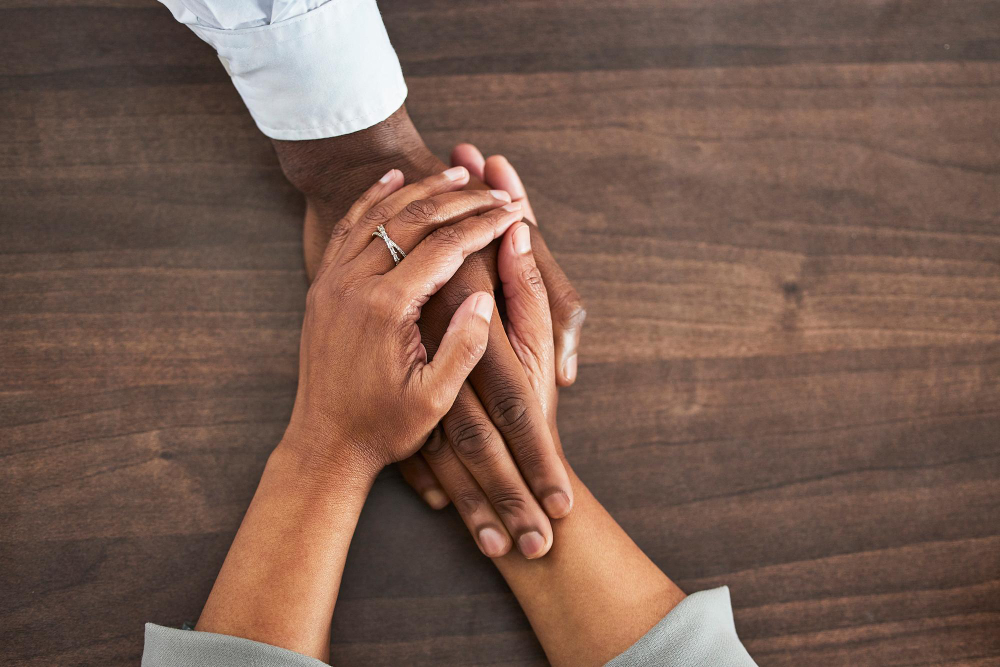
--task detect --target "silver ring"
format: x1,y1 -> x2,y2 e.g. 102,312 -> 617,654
372,224 -> 406,265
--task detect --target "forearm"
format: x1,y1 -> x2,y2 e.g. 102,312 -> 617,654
195,440 -> 376,661
493,437 -> 686,667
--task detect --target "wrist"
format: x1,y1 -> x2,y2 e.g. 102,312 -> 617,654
272,104 -> 444,215
272,424 -> 381,501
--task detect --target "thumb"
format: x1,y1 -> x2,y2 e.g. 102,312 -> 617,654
499,223 -> 553,372
415,292 -> 494,413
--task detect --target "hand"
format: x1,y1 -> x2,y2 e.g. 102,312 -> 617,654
281,169 -> 522,477
398,146 -> 573,557
413,218 -> 565,538
272,109 -> 585,558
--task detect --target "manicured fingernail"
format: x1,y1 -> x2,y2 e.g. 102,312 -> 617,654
513,223 -> 531,255
542,491 -> 572,518
473,293 -> 494,322
422,489 -> 449,510
502,202 -> 522,213
518,531 -> 547,559
490,189 -> 511,202
479,527 -> 507,557
379,169 -> 396,183
563,354 -> 578,383
443,166 -> 467,181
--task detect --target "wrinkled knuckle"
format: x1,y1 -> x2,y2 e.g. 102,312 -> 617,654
402,198 -> 439,223
487,393 -> 531,438
452,489 -> 484,516
551,287 -> 586,328
430,224 -> 466,252
328,218 -> 352,244
363,204 -> 393,226
449,416 -> 497,463
488,489 -> 530,518
421,433 -> 451,461
519,264 -> 547,297
458,334 -> 488,368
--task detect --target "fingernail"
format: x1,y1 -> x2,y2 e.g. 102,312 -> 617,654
379,169 -> 396,183
479,527 -> 507,557
518,531 -> 547,559
443,166 -> 467,181
490,189 -> 511,202
542,491 -> 572,518
513,223 -> 531,255
422,489 -> 449,510
502,202 -> 522,213
563,354 -> 578,383
473,293 -> 494,322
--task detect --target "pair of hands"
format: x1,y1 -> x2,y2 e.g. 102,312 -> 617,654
284,148 -> 572,559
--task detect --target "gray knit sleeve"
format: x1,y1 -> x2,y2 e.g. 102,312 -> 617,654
605,587 -> 757,667
142,623 -> 330,667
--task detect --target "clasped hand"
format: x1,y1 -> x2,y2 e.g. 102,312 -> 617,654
280,165 -> 571,559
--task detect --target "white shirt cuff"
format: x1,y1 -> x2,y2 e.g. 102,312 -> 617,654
182,0 -> 407,140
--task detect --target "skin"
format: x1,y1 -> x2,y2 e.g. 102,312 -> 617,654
196,172 -> 520,660
422,207 -> 688,666
195,184 -> 687,664
272,106 -> 586,557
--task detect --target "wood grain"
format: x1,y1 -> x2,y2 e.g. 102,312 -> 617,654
2,1 -> 998,665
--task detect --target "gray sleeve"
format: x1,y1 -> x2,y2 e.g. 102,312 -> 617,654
142,623 -> 330,667
605,586 -> 757,667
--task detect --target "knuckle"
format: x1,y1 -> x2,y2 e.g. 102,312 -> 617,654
402,198 -> 439,223
451,489 -> 485,516
488,488 -> 530,518
430,224 -> 466,252
448,415 -> 498,463
551,287 -> 586,328
363,204 -> 393,226
519,264 -> 547,299
421,433 -> 451,461
455,332 -> 488,369
486,393 -> 531,438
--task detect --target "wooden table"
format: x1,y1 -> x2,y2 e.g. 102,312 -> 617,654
3,1 -> 998,664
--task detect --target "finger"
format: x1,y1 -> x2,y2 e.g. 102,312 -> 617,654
355,189 -> 512,275
420,427 -> 512,558
313,169 -> 405,282
413,292 -> 494,413
451,143 -> 486,181
385,204 -> 522,305
398,454 -> 450,510
467,318 -> 575,519
337,166 -> 471,262
498,223 -> 556,399
442,383 -> 554,559
483,155 -> 537,225
529,228 -> 586,386
481,155 -> 585,385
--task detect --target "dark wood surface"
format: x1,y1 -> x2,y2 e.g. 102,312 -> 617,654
2,1 -> 999,665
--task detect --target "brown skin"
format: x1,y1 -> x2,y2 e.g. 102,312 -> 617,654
196,173 -> 519,660
272,106 -> 586,558
423,215 -> 688,666
195,213 -> 685,666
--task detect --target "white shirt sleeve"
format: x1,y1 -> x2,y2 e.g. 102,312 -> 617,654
158,0 -> 407,140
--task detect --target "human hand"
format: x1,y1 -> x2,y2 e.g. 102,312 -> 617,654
273,111 -> 583,558
279,169 -> 522,479
398,147 -> 574,557
413,218 -> 566,544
